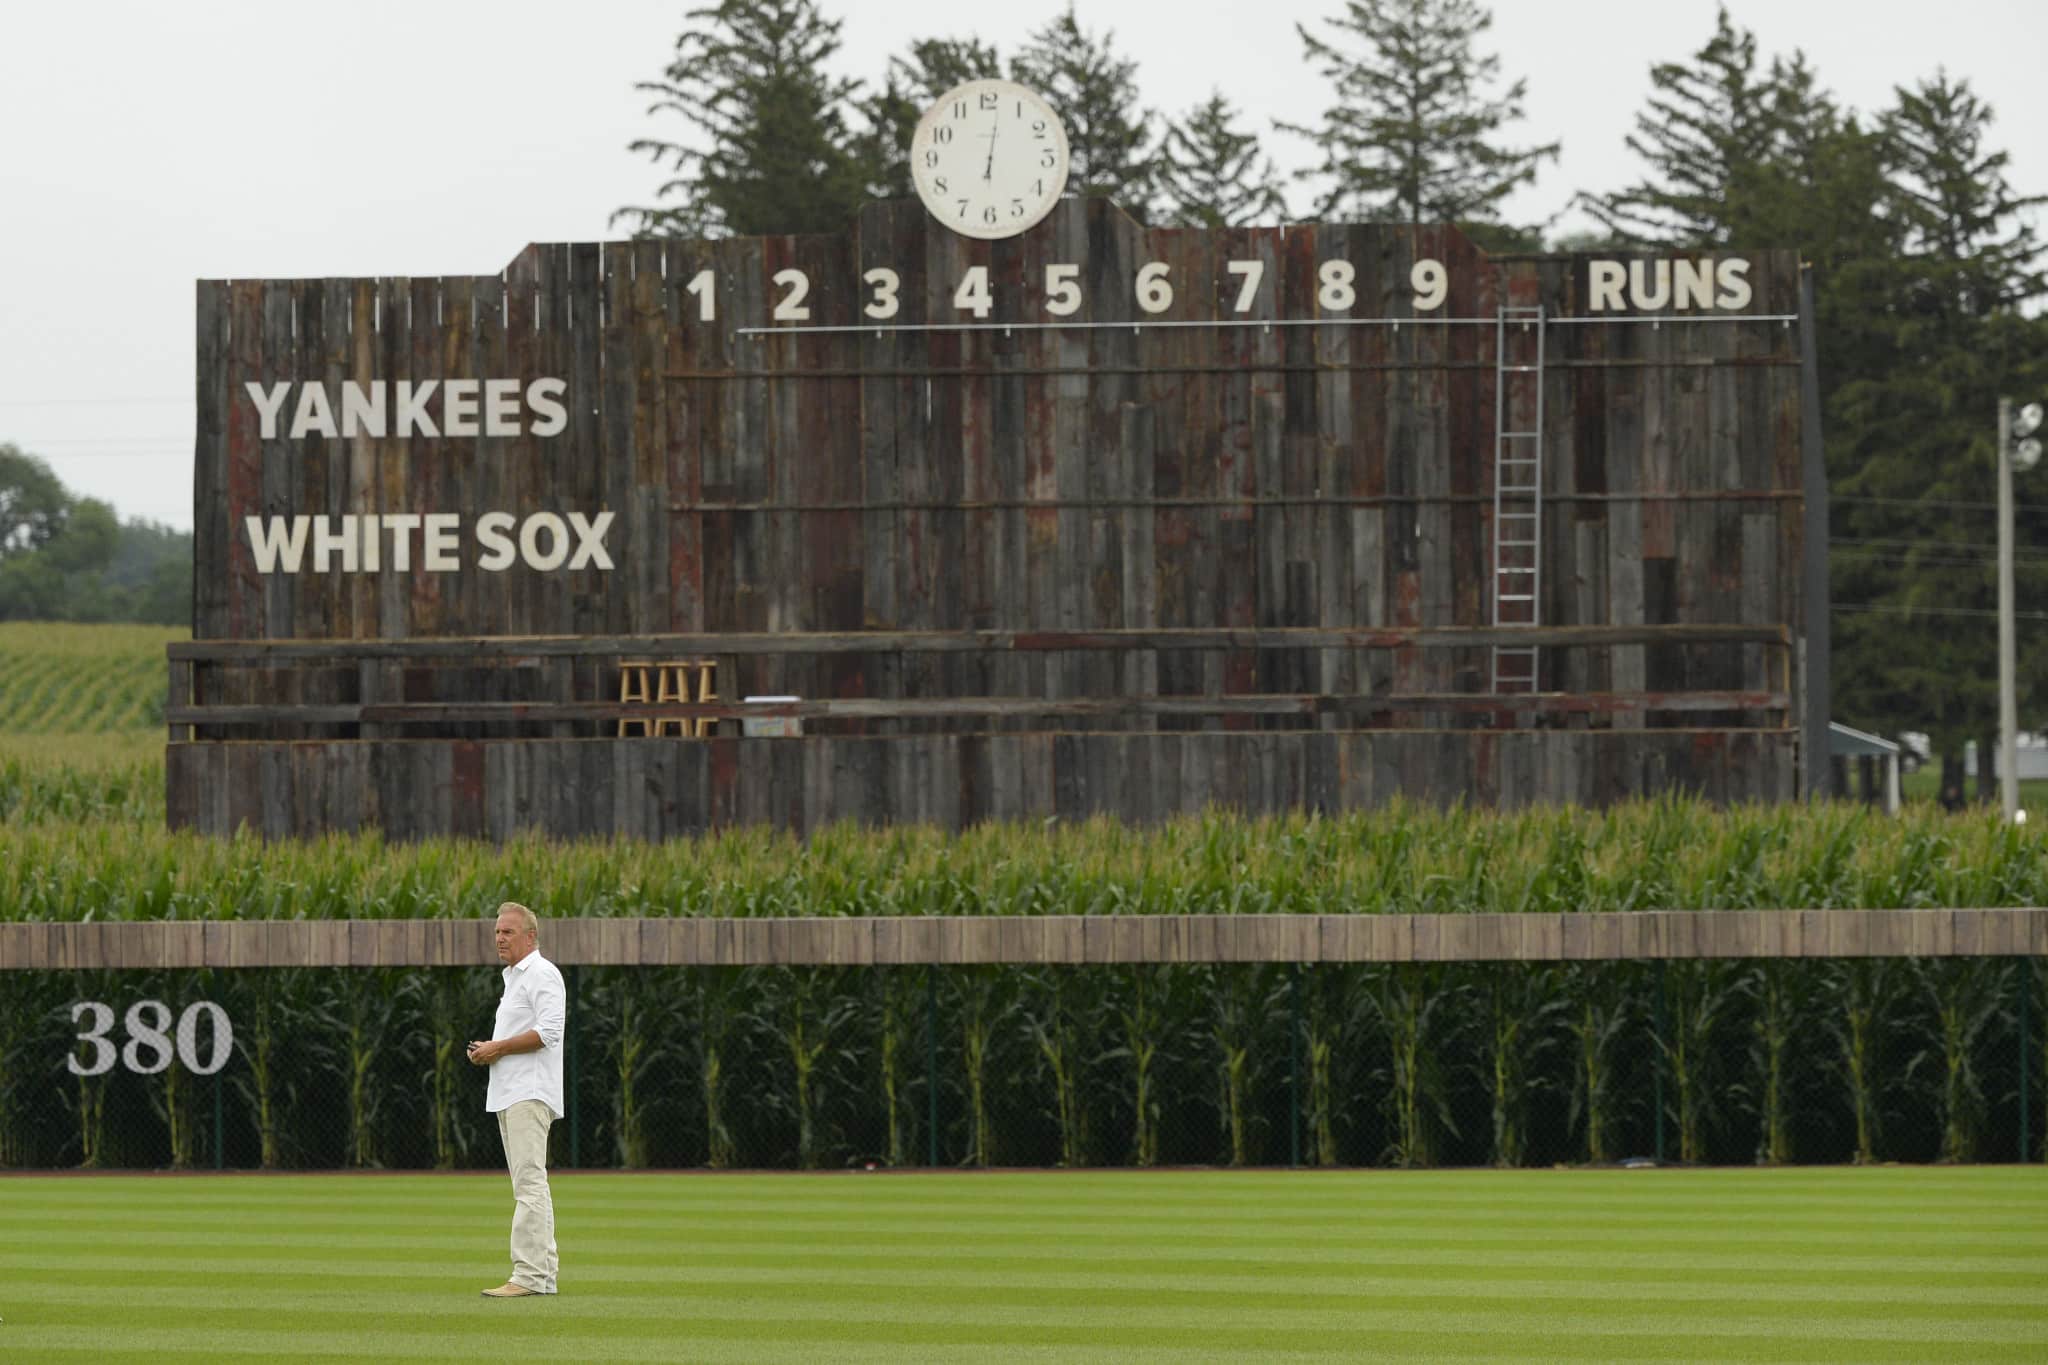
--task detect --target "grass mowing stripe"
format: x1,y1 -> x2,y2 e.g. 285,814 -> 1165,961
19,1201 -> 2044,1238
15,1299 -> 2048,1351
11,1262 -> 2048,1312
21,1221 -> 2045,1266
14,1246 -> 2048,1291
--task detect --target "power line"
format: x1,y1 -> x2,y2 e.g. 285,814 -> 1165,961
1832,602 -> 2048,622
1832,536 -> 2048,557
0,396 -> 191,406
1832,495 -> 2006,513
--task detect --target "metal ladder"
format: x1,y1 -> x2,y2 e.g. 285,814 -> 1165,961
1491,305 -> 1546,694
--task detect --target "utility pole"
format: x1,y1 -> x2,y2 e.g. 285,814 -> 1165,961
2001,398 -> 2018,825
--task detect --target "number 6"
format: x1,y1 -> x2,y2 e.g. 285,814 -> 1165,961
1135,262 -> 1173,315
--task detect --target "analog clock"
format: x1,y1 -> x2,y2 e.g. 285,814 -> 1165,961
910,79 -> 1070,240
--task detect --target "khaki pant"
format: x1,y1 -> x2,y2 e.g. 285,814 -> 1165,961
495,1098 -> 558,1293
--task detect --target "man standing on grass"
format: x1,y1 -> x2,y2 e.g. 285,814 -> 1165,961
467,900 -> 566,1298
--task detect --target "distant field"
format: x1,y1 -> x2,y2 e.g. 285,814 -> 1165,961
0,622 -> 177,770
1899,765 -> 2048,811
0,621 -> 179,730
1,1168 -> 2043,1362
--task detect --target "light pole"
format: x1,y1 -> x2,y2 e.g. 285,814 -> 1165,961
1998,398 -> 2043,824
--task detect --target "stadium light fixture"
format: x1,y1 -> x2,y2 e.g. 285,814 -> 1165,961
2015,401 -> 2043,471
1996,398 -> 2042,823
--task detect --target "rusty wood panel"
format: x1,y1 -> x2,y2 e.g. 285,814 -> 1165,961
170,623 -> 1789,661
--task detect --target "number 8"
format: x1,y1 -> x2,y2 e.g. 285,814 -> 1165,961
1318,260 -> 1356,311
123,1000 -> 175,1075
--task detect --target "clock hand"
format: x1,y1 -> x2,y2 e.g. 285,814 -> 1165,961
982,113 -> 998,181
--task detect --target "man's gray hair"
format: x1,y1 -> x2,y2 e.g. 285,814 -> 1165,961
498,901 -> 540,942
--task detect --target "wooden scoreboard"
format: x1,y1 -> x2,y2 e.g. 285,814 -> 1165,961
171,193 -> 1824,839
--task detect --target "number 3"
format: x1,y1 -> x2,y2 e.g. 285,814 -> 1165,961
863,268 -> 900,320
69,1001 -> 115,1077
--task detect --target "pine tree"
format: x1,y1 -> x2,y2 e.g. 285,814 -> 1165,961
1279,0 -> 1557,227
1887,73 -> 2048,321
613,0 -> 873,238
1155,94 -> 1290,228
1011,5 -> 1155,219
1583,6 -> 1840,248
1826,75 -> 2048,785
859,38 -> 1004,202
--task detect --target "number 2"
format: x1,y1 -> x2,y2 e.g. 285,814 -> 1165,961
772,269 -> 811,321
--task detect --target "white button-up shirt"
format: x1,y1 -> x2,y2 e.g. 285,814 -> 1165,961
487,950 -> 567,1120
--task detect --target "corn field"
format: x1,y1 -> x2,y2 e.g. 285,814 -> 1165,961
6,788 -> 2048,924
0,622 -> 181,736
1,775 -> 2043,1171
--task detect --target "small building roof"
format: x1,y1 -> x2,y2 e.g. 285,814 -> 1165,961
1829,722 -> 1900,758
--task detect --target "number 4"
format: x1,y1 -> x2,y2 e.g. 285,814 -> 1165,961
954,266 -> 993,319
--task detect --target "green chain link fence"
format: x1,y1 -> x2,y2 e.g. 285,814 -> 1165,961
0,958 -> 2035,1172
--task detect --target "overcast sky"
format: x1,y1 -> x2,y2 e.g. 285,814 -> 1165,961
2,0 -> 2043,531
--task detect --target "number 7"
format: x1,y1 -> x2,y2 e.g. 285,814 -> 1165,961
1225,260 -> 1264,314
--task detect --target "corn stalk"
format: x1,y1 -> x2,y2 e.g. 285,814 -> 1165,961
230,968 -> 313,1170
1660,961 -> 1742,1164
74,1070 -> 109,1168
423,969 -> 491,1170
697,967 -> 744,1168
1113,966 -> 1174,1167
1911,957 -> 2008,1163
1486,964 -> 1566,1169
1825,958 -> 1902,1164
952,967 -> 1017,1168
1749,961 -> 1803,1165
0,973 -> 52,1168
875,967 -> 919,1166
773,967 -> 855,1169
1024,967 -> 1097,1168
1564,962 -> 1632,1165
1302,965 -> 1363,1167
1370,964 -> 1456,1169
1210,964 -> 1276,1167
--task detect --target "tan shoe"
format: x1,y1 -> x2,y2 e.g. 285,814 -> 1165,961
480,1282 -> 544,1298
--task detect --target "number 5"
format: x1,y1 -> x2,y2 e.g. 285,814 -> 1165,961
1044,263 -> 1081,317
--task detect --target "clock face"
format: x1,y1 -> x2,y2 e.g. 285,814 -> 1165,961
910,80 -> 1071,240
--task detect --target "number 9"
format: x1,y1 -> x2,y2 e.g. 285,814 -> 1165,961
1411,259 -> 1447,312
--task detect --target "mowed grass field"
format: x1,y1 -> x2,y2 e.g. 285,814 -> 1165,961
2,1168 -> 2043,1362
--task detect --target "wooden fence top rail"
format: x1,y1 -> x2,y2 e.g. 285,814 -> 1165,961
4,910 -> 2041,971
167,689 -> 1791,729
169,623 -> 1791,664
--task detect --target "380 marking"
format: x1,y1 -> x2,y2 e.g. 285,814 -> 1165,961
69,1000 -> 234,1077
